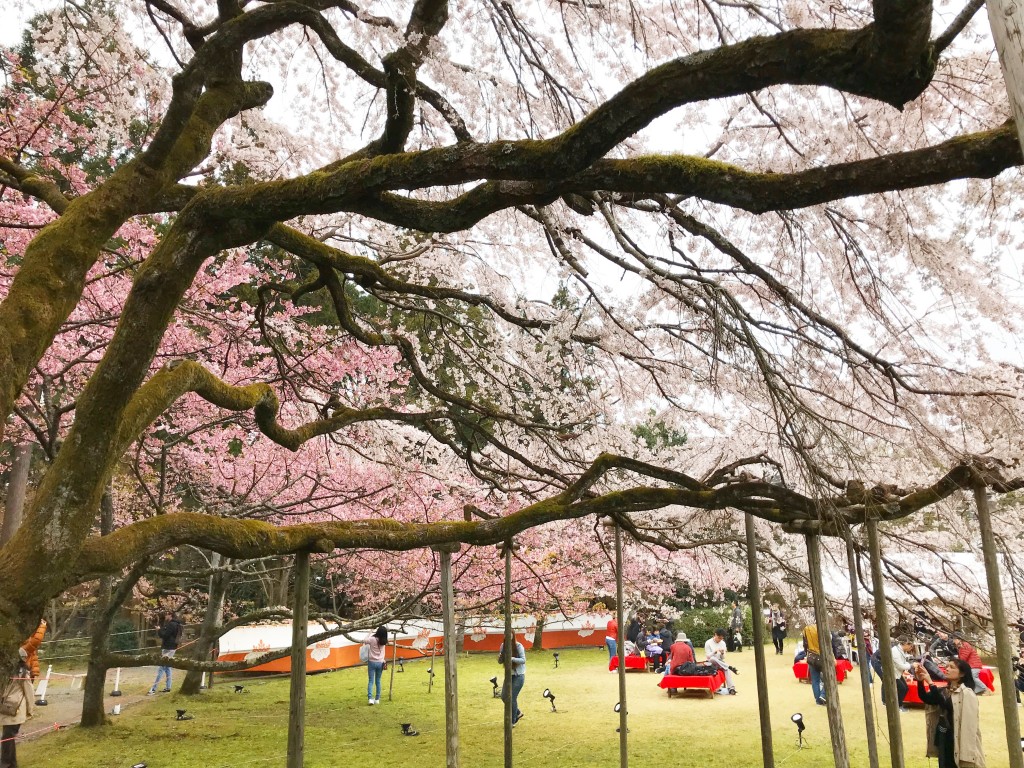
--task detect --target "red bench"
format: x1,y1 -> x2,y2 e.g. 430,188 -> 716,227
793,658 -> 853,683
609,655 -> 651,672
658,670 -> 727,698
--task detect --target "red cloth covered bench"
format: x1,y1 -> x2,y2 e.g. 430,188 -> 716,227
658,670 -> 727,698
609,655 -> 651,672
793,658 -> 852,683
904,667 -> 994,705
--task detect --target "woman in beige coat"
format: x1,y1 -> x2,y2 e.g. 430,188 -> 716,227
0,660 -> 36,768
914,657 -> 985,768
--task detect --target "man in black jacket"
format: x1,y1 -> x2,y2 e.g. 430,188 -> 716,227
148,612 -> 184,694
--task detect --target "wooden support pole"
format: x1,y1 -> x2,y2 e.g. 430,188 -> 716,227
866,518 -> 904,768
437,545 -> 462,768
843,529 -> 879,768
286,552 -> 309,768
973,484 -> 1024,768
987,0 -> 1024,155
502,540 -> 514,768
614,522 -> 628,768
744,513 -> 774,768
805,533 -> 850,768
388,627 -> 398,702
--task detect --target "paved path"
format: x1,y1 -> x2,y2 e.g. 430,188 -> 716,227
23,665 -> 176,739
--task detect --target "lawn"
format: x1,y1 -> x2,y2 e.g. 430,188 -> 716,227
19,645 -> 1015,767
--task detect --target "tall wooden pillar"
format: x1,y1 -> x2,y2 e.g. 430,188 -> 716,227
744,513 -> 774,768
435,544 -> 462,768
502,540 -> 514,768
805,532 -> 849,768
987,0 -> 1024,154
866,518 -> 904,768
614,522 -> 628,768
844,530 -> 879,768
973,484 -> 1024,768
287,552 -> 309,768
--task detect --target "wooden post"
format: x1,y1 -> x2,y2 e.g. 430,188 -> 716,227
973,483 -> 1024,768
866,518 -> 904,768
436,544 -> 462,768
843,529 -> 879,768
805,533 -> 850,768
502,540 -> 514,768
388,627 -> 398,702
286,552 -> 309,768
987,0 -> 1024,154
428,641 -> 437,693
744,514 -> 774,768
613,522 -> 627,768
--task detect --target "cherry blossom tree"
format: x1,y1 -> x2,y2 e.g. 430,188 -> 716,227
2,0 -> 1024,709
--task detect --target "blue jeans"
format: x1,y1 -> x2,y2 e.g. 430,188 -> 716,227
502,673 -> 526,718
810,664 -> 823,701
606,637 -> 617,660
367,661 -> 384,700
152,649 -> 175,691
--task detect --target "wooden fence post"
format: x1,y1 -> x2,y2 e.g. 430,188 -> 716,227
843,529 -> 879,768
436,544 -> 462,768
866,518 -> 904,768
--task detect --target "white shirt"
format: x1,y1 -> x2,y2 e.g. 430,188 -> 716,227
705,637 -> 727,660
891,644 -> 912,677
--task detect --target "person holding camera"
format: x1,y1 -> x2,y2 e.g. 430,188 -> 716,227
148,611 -> 183,695
913,658 -> 985,768
0,658 -> 35,768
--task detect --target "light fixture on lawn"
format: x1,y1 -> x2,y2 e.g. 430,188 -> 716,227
489,676 -> 500,698
613,701 -> 628,732
401,722 -> 419,736
553,652 -> 560,668
175,709 -> 194,721
427,666 -> 435,680
233,685 -> 246,694
397,658 -> 405,673
542,688 -> 557,712
791,713 -> 806,747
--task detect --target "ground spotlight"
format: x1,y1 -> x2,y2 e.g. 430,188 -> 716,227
613,702 -> 624,713
233,685 -> 246,694
553,652 -> 560,668
427,667 -> 435,680
401,722 -> 419,736
542,688 -> 557,712
175,709 -> 194,721
791,713 -> 806,747
131,764 -> 147,768
397,658 -> 405,673
489,676 -> 500,698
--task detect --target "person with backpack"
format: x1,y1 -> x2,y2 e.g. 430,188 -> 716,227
363,625 -> 389,705
0,658 -> 35,768
148,611 -> 184,695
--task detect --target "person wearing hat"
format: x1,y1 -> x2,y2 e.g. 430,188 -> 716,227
665,631 -> 695,675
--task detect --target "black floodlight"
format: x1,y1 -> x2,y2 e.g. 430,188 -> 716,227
792,713 -> 806,747
175,709 -> 193,721
553,652 -> 560,668
542,688 -> 557,712
613,702 -> 624,713
233,685 -> 246,694
397,658 -> 405,673
401,722 -> 419,736
131,764 -> 147,768
489,676 -> 500,698
427,667 -> 435,679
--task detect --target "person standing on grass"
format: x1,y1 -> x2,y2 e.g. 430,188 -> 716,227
148,611 -> 183,695
889,635 -> 915,712
498,637 -> 527,725
18,619 -> 46,681
770,605 -> 787,655
364,625 -> 388,705
803,623 -> 825,706
0,659 -> 34,768
914,658 -> 986,768
605,615 -> 618,660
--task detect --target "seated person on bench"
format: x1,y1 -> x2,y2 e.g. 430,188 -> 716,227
704,627 -> 738,695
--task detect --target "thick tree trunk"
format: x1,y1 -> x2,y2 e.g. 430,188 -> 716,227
80,489 -> 115,727
0,442 -> 32,545
180,553 -> 232,695
987,0 -> 1024,155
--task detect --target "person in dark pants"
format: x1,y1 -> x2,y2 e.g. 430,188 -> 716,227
914,658 -> 985,768
0,659 -> 35,768
770,605 -> 787,655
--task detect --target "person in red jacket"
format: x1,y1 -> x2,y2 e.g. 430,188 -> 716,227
605,617 -> 618,660
18,619 -> 46,680
952,633 -> 988,694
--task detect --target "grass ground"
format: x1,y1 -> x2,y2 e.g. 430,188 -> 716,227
17,644 -> 1016,767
